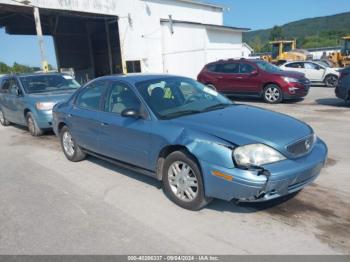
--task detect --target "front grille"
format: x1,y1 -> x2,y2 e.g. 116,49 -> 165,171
287,134 -> 315,157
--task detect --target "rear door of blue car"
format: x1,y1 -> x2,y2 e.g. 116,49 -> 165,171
69,80 -> 108,152
98,80 -> 152,169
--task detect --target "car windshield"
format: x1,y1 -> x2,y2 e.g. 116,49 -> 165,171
19,74 -> 80,94
256,60 -> 283,73
136,77 -> 233,119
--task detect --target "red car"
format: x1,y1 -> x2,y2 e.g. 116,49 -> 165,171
197,59 -> 310,103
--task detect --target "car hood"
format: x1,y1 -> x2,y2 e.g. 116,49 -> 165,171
274,70 -> 305,79
27,90 -> 76,103
170,105 -> 312,155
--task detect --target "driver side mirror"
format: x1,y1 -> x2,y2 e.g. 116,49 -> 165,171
121,108 -> 142,119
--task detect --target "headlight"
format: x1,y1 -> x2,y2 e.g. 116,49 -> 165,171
233,144 -> 286,168
35,102 -> 56,111
282,76 -> 299,83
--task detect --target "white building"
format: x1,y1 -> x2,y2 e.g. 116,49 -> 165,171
241,42 -> 254,58
0,0 -> 249,79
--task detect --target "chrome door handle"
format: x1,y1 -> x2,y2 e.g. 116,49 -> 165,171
67,114 -> 72,118
101,122 -> 109,126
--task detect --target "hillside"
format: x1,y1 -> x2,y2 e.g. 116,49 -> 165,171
244,12 -> 350,52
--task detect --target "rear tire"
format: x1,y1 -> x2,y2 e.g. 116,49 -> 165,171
263,84 -> 283,104
0,109 -> 10,126
162,150 -> 212,210
26,112 -> 44,136
324,75 -> 338,87
60,126 -> 86,162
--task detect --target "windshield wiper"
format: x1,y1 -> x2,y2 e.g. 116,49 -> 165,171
201,103 -> 233,112
162,110 -> 202,119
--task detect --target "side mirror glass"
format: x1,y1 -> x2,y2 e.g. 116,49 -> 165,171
121,108 -> 141,119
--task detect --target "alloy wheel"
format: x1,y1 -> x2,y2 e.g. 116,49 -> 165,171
62,131 -> 75,157
168,161 -> 199,202
325,76 -> 338,87
265,87 -> 280,102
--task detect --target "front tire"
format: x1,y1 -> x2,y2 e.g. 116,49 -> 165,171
0,109 -> 10,126
162,150 -> 212,210
263,84 -> 283,104
26,112 -> 44,136
324,75 -> 338,87
60,126 -> 86,162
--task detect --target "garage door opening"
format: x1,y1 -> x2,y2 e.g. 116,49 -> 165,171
0,4 -> 123,83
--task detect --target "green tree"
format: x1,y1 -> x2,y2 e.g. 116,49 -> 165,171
270,25 -> 284,41
0,62 -> 10,74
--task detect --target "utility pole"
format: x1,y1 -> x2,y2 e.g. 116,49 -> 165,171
33,7 -> 49,72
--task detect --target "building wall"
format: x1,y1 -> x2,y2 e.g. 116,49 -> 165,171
205,29 -> 243,63
0,0 -> 246,78
161,23 -> 243,78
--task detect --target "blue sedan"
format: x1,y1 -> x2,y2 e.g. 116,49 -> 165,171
0,73 -> 80,136
52,74 -> 328,210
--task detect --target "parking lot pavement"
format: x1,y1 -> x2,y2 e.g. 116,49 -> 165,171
0,86 -> 349,255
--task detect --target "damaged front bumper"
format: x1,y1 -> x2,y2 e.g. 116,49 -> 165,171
200,138 -> 328,202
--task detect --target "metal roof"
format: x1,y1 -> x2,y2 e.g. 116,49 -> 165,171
143,0 -> 225,10
160,18 -> 250,32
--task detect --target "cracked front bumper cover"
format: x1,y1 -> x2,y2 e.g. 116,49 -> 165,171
200,138 -> 327,202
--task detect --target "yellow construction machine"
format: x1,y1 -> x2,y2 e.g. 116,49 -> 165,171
329,36 -> 350,67
262,40 -> 312,64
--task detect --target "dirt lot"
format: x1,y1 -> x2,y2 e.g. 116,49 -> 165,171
0,86 -> 349,255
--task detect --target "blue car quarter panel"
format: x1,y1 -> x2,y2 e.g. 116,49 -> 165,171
198,138 -> 327,201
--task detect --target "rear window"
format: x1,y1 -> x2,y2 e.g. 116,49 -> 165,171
206,64 -> 217,72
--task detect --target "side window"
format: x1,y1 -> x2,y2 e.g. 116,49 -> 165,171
239,63 -> 255,74
221,63 -> 239,74
76,81 -> 106,110
0,79 -> 11,94
286,62 -> 303,68
8,79 -> 20,96
104,82 -> 141,114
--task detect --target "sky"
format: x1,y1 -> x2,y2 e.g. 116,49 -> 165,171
0,0 -> 350,67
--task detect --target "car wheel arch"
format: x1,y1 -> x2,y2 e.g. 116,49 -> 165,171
57,122 -> 67,134
24,108 -> 31,118
156,144 -> 201,181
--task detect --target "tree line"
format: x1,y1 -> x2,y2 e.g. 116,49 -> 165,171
0,61 -> 54,74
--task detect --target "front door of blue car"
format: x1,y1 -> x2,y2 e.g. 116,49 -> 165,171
98,81 -> 152,169
0,77 -> 24,123
69,80 -> 107,152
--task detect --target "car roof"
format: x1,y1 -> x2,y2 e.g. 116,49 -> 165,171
93,73 -> 190,85
207,58 -> 261,66
0,72 -> 69,78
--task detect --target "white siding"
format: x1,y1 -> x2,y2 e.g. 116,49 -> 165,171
161,23 -> 244,78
